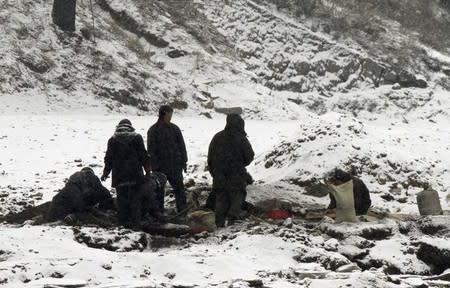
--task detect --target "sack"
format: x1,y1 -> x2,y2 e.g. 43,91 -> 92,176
417,189 -> 443,216
188,210 -> 216,233
329,180 -> 358,223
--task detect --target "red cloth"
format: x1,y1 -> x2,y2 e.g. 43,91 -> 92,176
267,210 -> 290,220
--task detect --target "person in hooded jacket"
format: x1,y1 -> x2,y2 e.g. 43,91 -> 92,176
102,119 -> 151,227
147,105 -> 188,214
46,167 -> 112,222
207,114 -> 255,227
327,169 -> 372,215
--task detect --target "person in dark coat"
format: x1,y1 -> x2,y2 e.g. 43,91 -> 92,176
327,169 -> 372,215
102,119 -> 151,227
46,167 -> 112,222
52,0 -> 77,31
147,105 -> 188,214
208,114 -> 255,227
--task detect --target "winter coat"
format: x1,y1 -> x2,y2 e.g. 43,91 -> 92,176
147,121 -> 188,175
46,168 -> 112,221
207,114 -> 255,179
328,177 -> 371,215
104,125 -> 150,187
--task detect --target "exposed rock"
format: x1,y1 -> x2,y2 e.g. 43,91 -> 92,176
383,70 -> 398,84
398,71 -> 428,88
245,279 -> 264,287
337,244 -> 368,261
0,250 -> 13,262
73,227 -> 148,252
294,246 -> 352,271
98,86 -> 149,110
293,61 -> 311,75
336,263 -> 361,273
339,59 -> 360,82
18,51 -> 51,74
169,100 -> 189,110
80,27 -> 92,40
214,107 -> 243,115
361,58 -> 384,86
417,239 -> 450,274
97,0 -> 169,48
200,112 -> 212,119
360,226 -> 393,240
304,183 -> 331,198
167,49 -> 189,58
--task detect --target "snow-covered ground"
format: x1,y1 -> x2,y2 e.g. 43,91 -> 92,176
0,114 -> 449,287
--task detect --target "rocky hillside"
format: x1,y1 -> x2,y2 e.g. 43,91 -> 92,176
1,0 -> 448,118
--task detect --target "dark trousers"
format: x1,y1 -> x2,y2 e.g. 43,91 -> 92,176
214,174 -> 246,227
116,184 -> 141,226
155,171 -> 186,213
206,187 -> 248,211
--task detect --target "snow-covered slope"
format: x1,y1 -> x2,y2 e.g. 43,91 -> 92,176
1,0 -> 448,118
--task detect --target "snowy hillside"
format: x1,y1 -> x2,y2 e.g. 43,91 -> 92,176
1,0 -> 449,117
1,0 -> 450,287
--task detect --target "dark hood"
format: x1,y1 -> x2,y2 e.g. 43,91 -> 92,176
225,114 -> 246,135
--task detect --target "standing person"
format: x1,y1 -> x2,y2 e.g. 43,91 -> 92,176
147,105 -> 188,214
208,114 -> 255,227
101,119 -> 151,227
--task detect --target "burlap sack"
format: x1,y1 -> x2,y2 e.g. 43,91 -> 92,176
329,180 -> 359,223
188,210 -> 216,233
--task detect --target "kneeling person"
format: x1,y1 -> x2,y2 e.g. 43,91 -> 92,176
46,167 -> 112,222
327,169 -> 371,216
140,171 -> 168,222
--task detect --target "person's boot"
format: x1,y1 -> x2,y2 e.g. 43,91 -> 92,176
216,219 -> 225,228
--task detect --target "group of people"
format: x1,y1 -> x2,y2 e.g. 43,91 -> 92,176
101,105 -> 255,228
45,104 -> 372,228
46,105 -> 255,228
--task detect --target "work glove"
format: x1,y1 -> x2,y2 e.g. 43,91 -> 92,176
144,162 -> 152,175
100,174 -> 109,182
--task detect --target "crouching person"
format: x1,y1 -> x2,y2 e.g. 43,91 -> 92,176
101,119 -> 151,228
46,167 -> 112,222
208,114 -> 255,227
327,169 -> 372,222
140,171 -> 168,222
